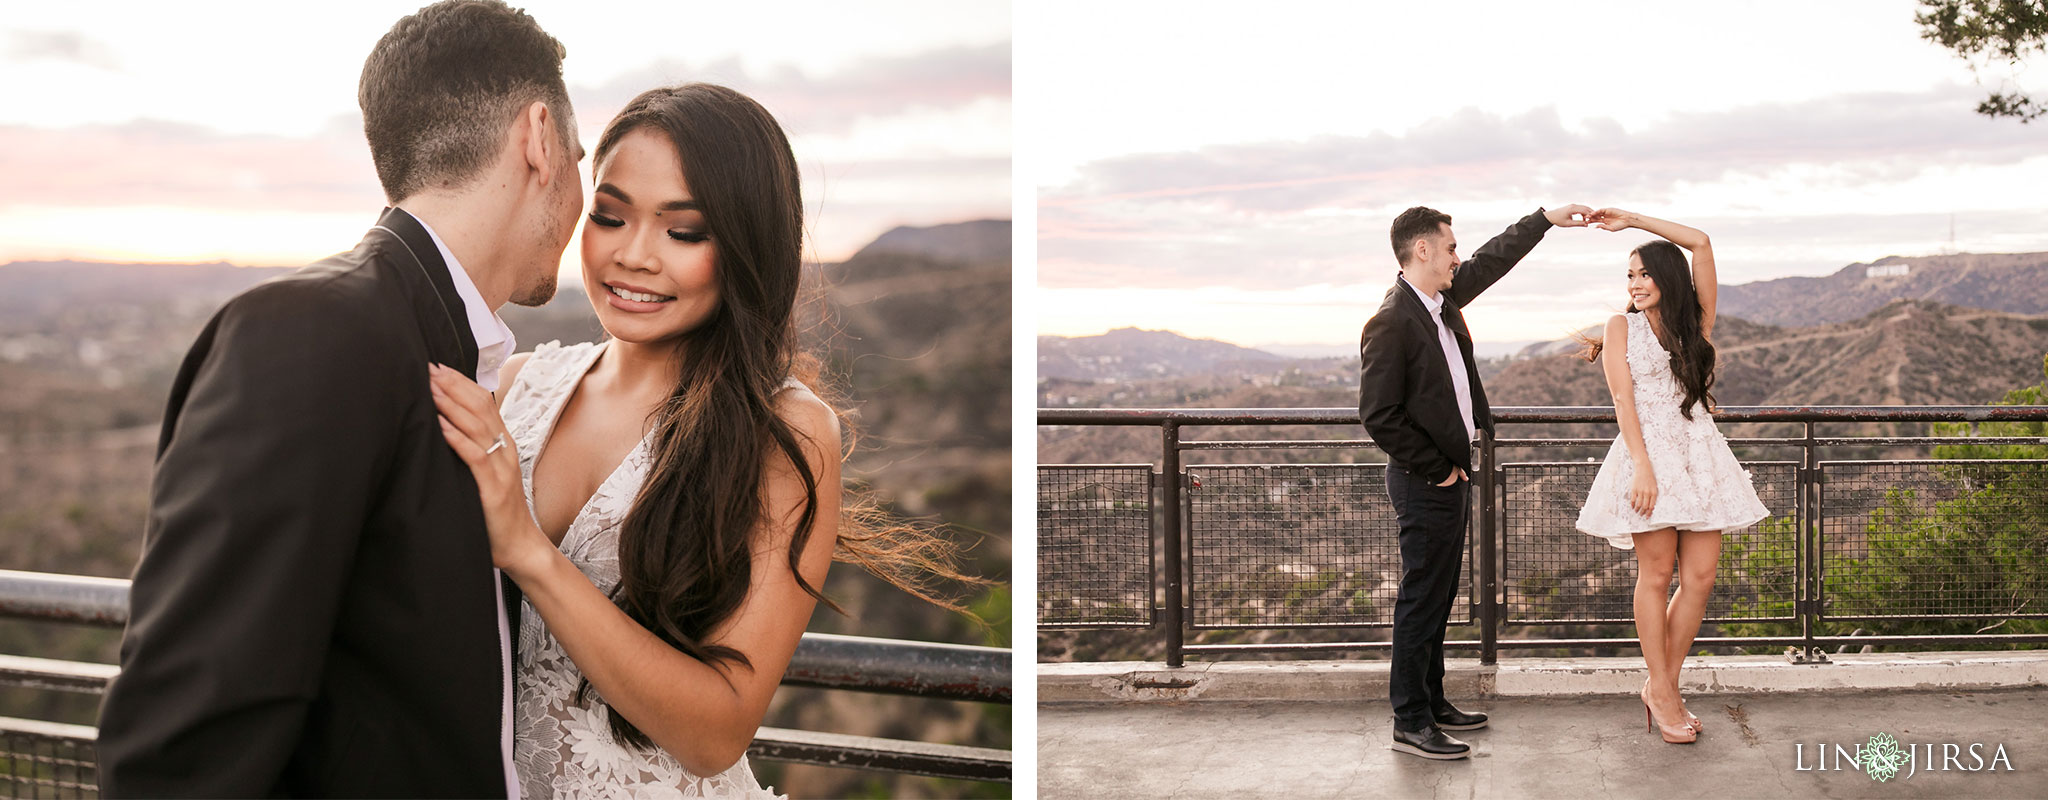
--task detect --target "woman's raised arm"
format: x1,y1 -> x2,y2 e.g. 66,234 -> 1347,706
1594,209 -> 1717,339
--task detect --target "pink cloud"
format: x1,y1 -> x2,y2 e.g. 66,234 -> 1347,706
0,119 -> 379,213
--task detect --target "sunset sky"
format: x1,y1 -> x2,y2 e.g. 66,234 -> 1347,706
1029,0 -> 2048,349
0,1 -> 1009,274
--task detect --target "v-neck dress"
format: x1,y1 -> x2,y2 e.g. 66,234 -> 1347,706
500,340 -> 784,799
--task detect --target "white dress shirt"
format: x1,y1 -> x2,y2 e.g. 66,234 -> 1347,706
1403,276 -> 1477,442
412,211 -> 522,799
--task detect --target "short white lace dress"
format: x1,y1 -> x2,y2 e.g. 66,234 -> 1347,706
500,340 -> 787,799
1575,312 -> 1770,549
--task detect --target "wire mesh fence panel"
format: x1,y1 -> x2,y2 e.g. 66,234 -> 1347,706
1503,461 -> 1800,623
0,729 -> 96,799
1036,466 -> 1155,627
1819,460 -> 2048,620
1185,464 -> 1472,629
1712,462 -> 1801,621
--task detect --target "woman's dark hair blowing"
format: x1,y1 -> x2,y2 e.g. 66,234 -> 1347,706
590,84 -> 979,748
1580,240 -> 1718,419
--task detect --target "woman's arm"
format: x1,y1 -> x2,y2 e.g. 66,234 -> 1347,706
1600,315 -> 1658,516
431,367 -> 841,776
1594,209 -> 1717,339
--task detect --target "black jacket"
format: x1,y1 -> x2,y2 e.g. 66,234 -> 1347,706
99,208 -> 514,798
1358,209 -> 1553,484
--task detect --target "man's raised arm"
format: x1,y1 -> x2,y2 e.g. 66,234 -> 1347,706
1446,205 -> 1591,306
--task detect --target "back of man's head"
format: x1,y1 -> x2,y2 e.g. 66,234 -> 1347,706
360,0 -> 571,204
1390,206 -> 1452,268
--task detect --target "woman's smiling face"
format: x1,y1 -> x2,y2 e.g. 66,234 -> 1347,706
580,127 -> 722,345
1628,253 -> 1660,311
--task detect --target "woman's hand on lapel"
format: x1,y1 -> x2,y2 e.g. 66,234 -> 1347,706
430,363 -> 555,578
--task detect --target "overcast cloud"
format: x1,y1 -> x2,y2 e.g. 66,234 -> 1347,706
1041,83 -> 2048,296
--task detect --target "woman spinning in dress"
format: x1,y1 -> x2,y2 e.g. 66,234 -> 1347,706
430,83 -> 974,797
1573,209 -> 1768,745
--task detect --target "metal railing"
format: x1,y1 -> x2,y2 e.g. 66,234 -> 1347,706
0,570 -> 1009,795
1038,405 -> 2048,668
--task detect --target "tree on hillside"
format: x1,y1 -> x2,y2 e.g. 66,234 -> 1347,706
1918,0 -> 2048,122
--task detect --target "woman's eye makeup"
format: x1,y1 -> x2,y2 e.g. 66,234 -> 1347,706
587,208 -> 708,244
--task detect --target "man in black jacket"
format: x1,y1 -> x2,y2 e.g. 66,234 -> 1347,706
96,2 -> 583,795
1359,204 -> 1590,760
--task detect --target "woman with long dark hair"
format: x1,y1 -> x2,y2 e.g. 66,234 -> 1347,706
1573,209 -> 1768,745
429,83 -> 975,797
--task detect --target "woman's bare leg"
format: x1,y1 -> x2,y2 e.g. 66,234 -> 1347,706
1664,529 -> 1722,723
1631,528 -> 1683,721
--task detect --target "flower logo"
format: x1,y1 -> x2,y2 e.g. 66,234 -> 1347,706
1863,732 -> 1906,782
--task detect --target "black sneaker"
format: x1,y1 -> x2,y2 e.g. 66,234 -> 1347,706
1432,702 -> 1489,731
1391,723 -> 1471,760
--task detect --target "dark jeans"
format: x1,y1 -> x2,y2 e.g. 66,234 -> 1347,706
1384,462 -> 1468,730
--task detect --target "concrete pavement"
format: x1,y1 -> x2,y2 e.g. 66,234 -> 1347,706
1039,652 -> 2048,798
1040,690 -> 2048,798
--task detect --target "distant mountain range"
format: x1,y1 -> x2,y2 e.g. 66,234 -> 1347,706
1487,300 -> 2048,407
1038,327 -> 1284,382
1040,250 -> 2048,384
1042,298 -> 2048,404
1038,298 -> 2048,467
1716,251 -> 2048,327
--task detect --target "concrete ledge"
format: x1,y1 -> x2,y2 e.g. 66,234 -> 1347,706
1039,651 -> 2048,703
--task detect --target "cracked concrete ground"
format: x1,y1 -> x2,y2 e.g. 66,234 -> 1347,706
1038,688 -> 2048,798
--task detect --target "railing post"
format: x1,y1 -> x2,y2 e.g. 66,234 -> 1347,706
1478,429 -> 1498,666
1160,420 -> 1186,668
1795,420 -> 1828,664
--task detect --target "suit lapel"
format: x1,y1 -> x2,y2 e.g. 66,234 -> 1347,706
371,207 -> 480,376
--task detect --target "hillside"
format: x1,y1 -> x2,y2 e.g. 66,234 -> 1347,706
1716,251 -> 2048,327
1039,327 -> 1284,382
1038,302 -> 2048,465
1486,300 -> 2048,408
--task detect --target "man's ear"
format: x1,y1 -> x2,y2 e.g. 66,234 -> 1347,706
519,100 -> 561,187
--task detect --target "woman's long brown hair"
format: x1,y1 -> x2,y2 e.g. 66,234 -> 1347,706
588,84 -> 979,748
1579,240 -> 1718,418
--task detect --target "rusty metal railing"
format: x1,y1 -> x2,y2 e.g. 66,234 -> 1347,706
1038,405 -> 2048,667
0,570 -> 1010,793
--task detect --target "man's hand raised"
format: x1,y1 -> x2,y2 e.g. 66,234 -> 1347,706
1544,204 -> 1595,227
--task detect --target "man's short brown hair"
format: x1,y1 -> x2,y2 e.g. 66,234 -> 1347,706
1390,206 -> 1453,266
359,0 -> 572,202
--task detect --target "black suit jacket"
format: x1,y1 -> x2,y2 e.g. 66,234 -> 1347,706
1358,209 -> 1553,484
99,208 -> 515,798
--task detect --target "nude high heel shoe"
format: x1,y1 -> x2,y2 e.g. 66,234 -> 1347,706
1645,678 -> 1703,735
1641,688 -> 1698,744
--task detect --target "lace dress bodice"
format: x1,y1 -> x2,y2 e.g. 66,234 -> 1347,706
500,340 -> 784,799
1575,312 -> 1770,547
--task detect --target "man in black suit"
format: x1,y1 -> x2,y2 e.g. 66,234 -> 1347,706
96,2 -> 583,795
1359,204 -> 1590,760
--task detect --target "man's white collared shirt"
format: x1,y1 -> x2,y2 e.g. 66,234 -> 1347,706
410,211 -> 521,800
1403,276 -> 1478,443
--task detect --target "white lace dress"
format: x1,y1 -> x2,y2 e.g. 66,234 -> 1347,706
501,340 -> 785,799
1575,312 -> 1770,549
